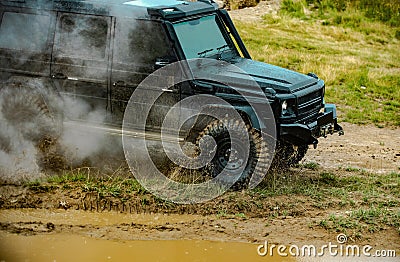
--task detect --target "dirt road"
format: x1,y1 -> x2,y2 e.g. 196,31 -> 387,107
305,122 -> 399,173
0,122 -> 399,261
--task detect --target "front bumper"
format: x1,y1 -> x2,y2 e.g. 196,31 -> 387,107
279,104 -> 344,146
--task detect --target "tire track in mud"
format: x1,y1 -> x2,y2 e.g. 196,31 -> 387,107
0,182 -> 310,218
0,215 -> 326,244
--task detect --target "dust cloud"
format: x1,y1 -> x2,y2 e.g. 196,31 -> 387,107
0,86 -> 124,183
0,1 -> 166,182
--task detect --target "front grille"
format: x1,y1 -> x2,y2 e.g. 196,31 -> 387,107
298,89 -> 322,105
297,89 -> 323,119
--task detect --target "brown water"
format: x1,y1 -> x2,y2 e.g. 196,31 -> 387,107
0,209 -> 293,262
1,209 -> 395,262
0,232 -> 294,262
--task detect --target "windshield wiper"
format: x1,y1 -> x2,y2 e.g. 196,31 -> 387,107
197,48 -> 214,57
216,44 -> 229,59
217,44 -> 229,52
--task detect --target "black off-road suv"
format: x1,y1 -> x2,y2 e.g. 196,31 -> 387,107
0,0 -> 343,187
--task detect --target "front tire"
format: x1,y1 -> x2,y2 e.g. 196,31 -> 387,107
271,141 -> 308,170
196,119 -> 270,189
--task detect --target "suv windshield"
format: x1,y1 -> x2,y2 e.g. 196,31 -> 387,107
173,14 -> 235,59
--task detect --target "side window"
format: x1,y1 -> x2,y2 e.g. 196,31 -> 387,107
0,12 -> 51,51
52,13 -> 111,81
0,10 -> 54,76
55,13 -> 108,60
111,19 -> 176,120
114,19 -> 175,66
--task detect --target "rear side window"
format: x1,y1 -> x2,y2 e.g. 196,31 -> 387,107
55,13 -> 109,60
0,12 -> 51,51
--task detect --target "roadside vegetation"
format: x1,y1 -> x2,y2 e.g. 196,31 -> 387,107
234,0 -> 400,126
17,166 -> 399,240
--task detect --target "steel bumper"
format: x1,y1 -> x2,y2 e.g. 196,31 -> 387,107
280,104 -> 344,147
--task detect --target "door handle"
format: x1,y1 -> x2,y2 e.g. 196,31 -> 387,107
161,88 -> 174,93
51,73 -> 67,80
113,80 -> 126,87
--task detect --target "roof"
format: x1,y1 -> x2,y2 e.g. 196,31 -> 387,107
121,0 -> 188,8
1,0 -> 219,20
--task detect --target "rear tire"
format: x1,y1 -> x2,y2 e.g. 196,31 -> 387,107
0,84 -> 62,144
0,81 -> 64,171
0,129 -> 11,153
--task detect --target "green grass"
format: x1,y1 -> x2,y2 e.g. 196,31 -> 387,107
254,170 -> 399,206
45,169 -> 146,198
298,162 -> 320,170
40,169 -> 400,211
25,180 -> 58,192
47,171 -> 88,183
251,168 -> 400,236
233,1 -> 400,126
253,169 -> 399,236
280,0 -> 400,27
319,206 -> 400,237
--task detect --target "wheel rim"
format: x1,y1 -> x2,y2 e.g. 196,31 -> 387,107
215,138 -> 247,172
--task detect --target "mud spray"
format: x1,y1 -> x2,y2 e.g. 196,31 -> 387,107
0,85 -> 124,183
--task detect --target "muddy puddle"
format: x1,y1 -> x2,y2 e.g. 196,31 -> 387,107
0,209 -> 276,261
0,232 -> 291,262
1,232 -> 396,262
0,209 -> 290,262
0,209 -> 397,262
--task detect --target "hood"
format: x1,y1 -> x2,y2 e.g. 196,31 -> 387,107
190,58 -> 319,94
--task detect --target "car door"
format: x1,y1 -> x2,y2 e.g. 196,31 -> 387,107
51,12 -> 112,124
111,18 -> 180,131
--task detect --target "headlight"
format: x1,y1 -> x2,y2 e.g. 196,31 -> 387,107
319,98 -> 326,114
282,100 -> 288,111
281,100 -> 295,116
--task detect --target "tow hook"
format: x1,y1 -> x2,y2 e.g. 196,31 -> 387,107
335,122 -> 344,136
312,140 -> 318,149
320,124 -> 334,138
